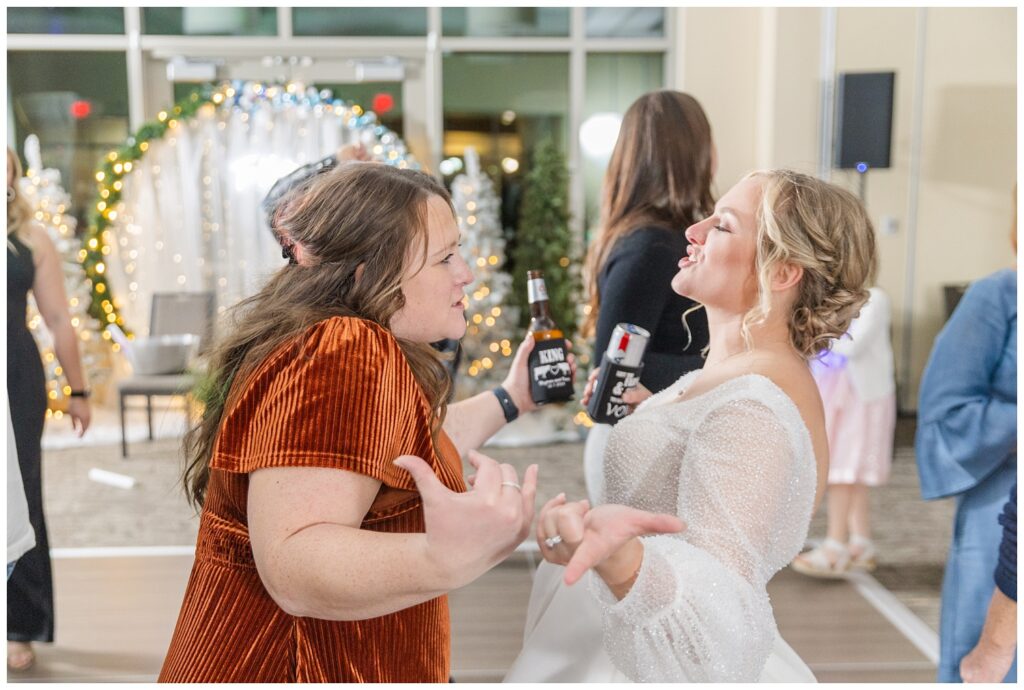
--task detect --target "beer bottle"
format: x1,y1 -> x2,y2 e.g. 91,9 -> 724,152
526,270 -> 574,404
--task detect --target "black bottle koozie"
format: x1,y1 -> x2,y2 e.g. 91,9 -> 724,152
586,354 -> 645,424
528,337 -> 574,403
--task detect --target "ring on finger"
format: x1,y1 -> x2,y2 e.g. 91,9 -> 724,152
501,481 -> 522,491
544,535 -> 563,548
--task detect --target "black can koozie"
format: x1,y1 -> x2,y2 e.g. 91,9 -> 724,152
586,354 -> 645,424
528,337 -> 574,404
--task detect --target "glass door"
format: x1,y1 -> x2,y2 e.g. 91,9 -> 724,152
141,51 -> 430,164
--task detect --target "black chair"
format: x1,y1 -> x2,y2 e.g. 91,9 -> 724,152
943,283 -> 971,322
117,292 -> 214,457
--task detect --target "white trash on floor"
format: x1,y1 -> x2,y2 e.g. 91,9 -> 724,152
88,467 -> 137,490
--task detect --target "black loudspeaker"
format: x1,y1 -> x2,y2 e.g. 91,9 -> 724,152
834,71 -> 895,169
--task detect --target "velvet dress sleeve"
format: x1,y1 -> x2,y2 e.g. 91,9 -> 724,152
210,316 -> 436,492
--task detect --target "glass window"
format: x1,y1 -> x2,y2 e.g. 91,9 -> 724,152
8,51 -> 131,230
443,53 -> 569,234
582,53 -> 665,234
8,7 -> 125,34
315,82 -> 405,137
442,7 -> 570,37
292,8 -> 427,36
171,82 -> 208,104
142,7 -> 277,36
585,8 -> 665,38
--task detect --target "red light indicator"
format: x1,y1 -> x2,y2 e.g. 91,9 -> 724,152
70,100 -> 92,119
372,93 -> 395,115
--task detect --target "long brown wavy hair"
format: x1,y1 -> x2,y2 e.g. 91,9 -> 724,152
183,162 -> 454,509
582,90 -> 715,337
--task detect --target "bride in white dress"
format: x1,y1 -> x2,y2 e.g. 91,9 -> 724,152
505,170 -> 878,683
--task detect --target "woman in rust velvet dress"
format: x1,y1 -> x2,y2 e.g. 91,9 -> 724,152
159,163 -> 562,682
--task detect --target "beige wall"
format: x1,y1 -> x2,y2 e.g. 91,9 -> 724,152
675,8 -> 761,197
911,7 -> 1016,402
672,7 -> 1016,410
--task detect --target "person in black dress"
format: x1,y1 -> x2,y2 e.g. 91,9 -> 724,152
7,147 -> 91,671
580,91 -> 716,503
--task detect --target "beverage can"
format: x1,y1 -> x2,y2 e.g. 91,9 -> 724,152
606,323 -> 650,367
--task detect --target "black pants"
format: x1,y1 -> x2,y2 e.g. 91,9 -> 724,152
7,344 -> 54,643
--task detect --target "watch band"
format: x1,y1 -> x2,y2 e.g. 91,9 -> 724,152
69,389 -> 91,399
492,386 -> 519,423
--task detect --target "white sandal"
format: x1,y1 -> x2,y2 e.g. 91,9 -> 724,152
848,535 -> 877,571
791,537 -> 851,579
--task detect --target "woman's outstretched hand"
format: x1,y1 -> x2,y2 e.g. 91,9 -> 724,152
537,496 -> 685,587
394,450 -> 538,589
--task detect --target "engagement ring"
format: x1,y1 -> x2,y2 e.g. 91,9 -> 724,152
544,535 -> 563,548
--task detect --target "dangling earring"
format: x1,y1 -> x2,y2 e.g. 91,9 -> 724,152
7,187 -> 15,202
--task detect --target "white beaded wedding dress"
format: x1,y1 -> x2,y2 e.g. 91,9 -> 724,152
505,371 -> 819,683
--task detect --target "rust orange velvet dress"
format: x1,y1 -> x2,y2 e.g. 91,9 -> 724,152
159,317 -> 465,683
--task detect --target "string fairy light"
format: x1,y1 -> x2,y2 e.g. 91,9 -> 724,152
83,80 -> 418,340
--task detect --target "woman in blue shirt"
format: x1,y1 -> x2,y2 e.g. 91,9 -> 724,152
916,263 -> 1016,683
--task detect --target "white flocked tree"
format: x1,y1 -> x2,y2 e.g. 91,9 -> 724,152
451,147 -> 519,397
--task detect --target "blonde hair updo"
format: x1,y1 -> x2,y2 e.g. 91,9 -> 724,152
743,169 -> 878,359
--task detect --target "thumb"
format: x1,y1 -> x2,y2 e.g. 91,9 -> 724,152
563,539 -> 604,586
393,455 -> 448,503
517,334 -> 535,357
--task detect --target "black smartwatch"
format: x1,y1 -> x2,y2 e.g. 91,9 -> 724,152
69,389 -> 91,399
492,386 -> 519,423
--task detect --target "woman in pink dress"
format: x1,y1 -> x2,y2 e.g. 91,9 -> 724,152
792,286 -> 896,577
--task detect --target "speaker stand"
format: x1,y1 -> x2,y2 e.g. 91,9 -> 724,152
855,162 -> 869,203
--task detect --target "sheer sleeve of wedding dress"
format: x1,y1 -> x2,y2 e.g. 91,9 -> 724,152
503,373 -> 818,683
587,374 -> 818,682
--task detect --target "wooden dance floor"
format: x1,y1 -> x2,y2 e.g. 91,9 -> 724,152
8,548 -> 936,683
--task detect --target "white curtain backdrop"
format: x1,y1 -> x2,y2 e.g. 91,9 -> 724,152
105,88 -> 411,335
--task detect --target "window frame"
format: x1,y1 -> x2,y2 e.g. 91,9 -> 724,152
7,6 -> 673,243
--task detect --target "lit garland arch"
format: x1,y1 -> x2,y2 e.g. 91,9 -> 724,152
83,81 -> 417,338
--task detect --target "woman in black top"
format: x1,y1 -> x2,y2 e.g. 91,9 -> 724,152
581,91 -> 715,503
7,147 -> 91,671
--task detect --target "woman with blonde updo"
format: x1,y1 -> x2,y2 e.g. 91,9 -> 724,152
506,170 -> 877,683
